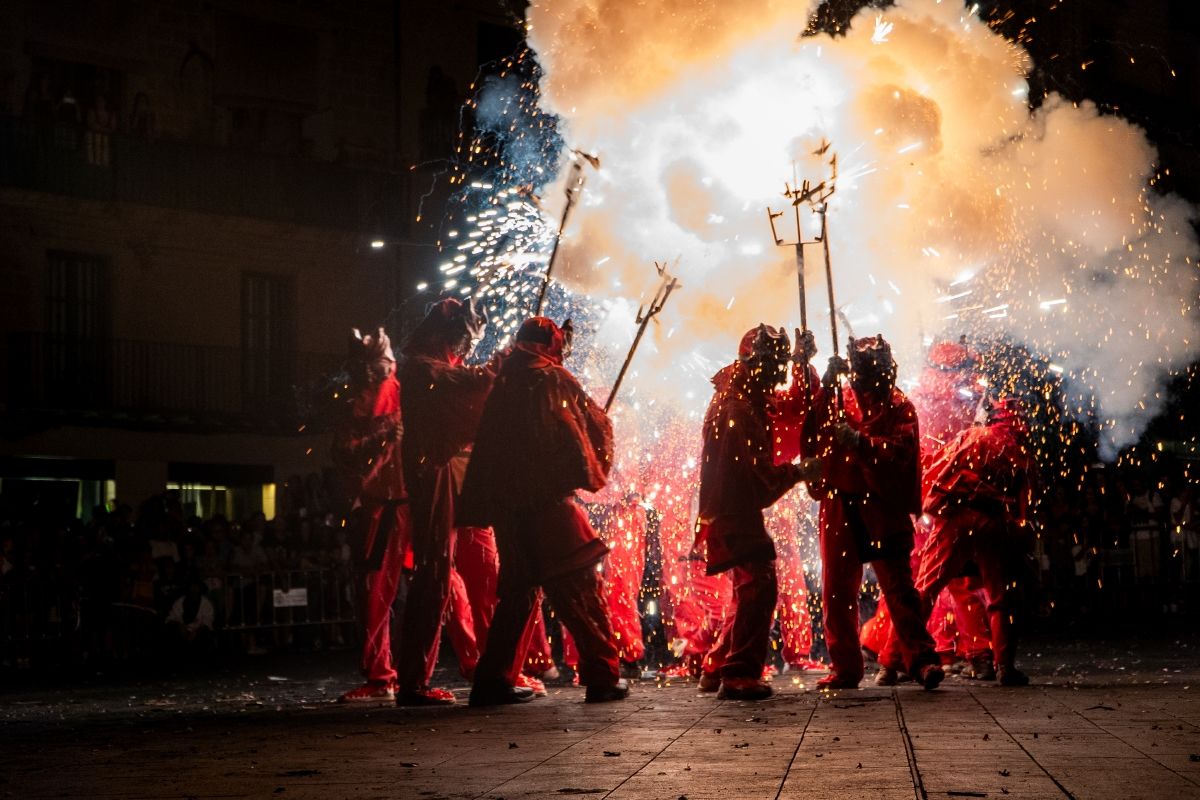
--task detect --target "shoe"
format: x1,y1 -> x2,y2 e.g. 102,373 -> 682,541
717,678 -> 773,701
917,663 -> 945,691
816,673 -> 860,690
762,664 -> 779,678
396,686 -> 456,706
697,671 -> 721,693
468,682 -> 535,707
338,682 -> 396,703
658,662 -> 698,680
585,678 -> 630,703
961,656 -> 996,681
515,673 -> 547,696
538,666 -> 561,682
786,658 -> 827,672
874,667 -> 901,687
945,658 -> 969,675
620,660 -> 642,680
997,667 -> 1030,687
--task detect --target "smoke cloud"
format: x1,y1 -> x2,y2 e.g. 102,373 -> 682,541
524,0 -> 1198,455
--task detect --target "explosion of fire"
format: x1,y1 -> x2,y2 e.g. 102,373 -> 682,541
419,0 -> 1198,669
437,0 -> 1196,461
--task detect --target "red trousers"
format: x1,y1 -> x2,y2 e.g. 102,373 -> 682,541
702,560 -> 778,680
475,565 -> 620,689
821,498 -> 938,683
916,508 -> 1023,670
397,467 -> 458,691
875,576 -> 992,669
359,502 -> 410,684
445,573 -> 479,675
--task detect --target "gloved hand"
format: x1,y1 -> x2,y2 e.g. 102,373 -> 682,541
823,355 -> 849,387
793,328 -> 818,362
795,457 -> 823,483
834,422 -> 861,448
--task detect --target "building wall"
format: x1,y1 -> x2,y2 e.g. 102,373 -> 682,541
0,0 -> 417,513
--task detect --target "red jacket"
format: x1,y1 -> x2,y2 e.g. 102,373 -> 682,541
696,361 -> 805,574
802,381 -> 922,549
924,419 -> 1034,523
457,342 -> 613,582
332,375 -> 406,503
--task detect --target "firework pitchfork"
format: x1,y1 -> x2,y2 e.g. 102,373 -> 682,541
776,141 -> 842,405
534,149 -> 601,316
604,261 -> 681,413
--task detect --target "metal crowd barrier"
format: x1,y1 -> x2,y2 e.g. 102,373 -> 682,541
221,568 -> 358,631
0,579 -> 80,655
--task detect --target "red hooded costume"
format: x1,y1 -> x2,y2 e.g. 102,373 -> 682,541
395,299 -> 496,702
915,400 -> 1035,676
695,326 -> 815,689
800,336 -> 940,687
332,328 -> 410,692
460,317 -> 622,694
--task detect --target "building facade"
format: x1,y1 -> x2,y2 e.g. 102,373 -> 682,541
0,0 -> 522,521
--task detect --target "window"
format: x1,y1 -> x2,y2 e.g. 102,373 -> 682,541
46,250 -> 110,339
241,272 -> 295,402
44,251 -> 110,405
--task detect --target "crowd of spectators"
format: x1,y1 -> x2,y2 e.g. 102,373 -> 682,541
1033,463 -> 1199,623
0,474 -> 355,671
1,462 -> 1197,673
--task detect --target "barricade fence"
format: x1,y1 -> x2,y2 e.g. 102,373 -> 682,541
0,567 -> 360,667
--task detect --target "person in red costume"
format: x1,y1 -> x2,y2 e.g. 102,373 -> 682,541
801,335 -> 944,690
334,328 -> 410,702
867,338 -> 995,681
915,397 -> 1036,686
394,298 -> 495,706
694,325 -> 823,701
461,316 -> 629,705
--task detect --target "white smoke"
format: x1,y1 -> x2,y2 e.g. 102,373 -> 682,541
525,0 -> 1199,456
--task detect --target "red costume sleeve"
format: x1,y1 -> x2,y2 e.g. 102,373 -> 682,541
332,376 -> 405,502
400,357 -> 495,468
698,367 -> 804,522
924,425 -> 1033,520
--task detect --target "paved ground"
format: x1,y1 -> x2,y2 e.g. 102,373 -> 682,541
3,638 -> 1199,800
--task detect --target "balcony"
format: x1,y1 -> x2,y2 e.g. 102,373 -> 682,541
3,333 -> 343,433
0,115 -> 408,234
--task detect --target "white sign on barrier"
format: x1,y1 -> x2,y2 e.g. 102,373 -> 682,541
273,588 -> 309,608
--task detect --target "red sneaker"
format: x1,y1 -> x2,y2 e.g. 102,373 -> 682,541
396,686 -> 456,706
816,673 -> 860,690
657,662 -> 698,680
515,673 -> 547,696
338,682 -> 396,703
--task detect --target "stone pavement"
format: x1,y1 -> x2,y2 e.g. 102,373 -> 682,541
3,644 -> 1200,800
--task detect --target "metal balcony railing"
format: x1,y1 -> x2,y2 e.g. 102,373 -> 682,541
0,114 -> 408,234
3,333 -> 342,430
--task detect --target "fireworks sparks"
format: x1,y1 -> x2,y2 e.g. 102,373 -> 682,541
408,0 -> 1198,667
